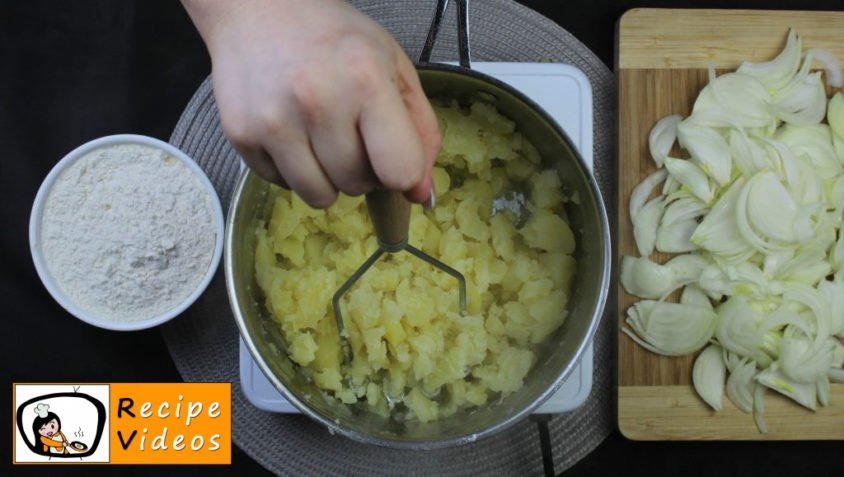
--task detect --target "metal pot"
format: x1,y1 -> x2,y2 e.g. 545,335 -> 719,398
225,0 -> 610,449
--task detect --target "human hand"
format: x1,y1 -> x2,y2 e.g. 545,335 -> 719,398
182,0 -> 441,208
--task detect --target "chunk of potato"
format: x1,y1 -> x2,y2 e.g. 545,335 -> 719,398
531,169 -> 565,209
288,331 -> 317,366
519,208 -> 575,254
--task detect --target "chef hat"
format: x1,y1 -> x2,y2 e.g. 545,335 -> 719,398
34,403 -> 50,419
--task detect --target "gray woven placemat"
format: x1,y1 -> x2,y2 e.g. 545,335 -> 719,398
162,0 -> 616,475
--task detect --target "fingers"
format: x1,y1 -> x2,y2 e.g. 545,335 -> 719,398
233,144 -> 289,189
263,130 -> 338,208
358,83 -> 426,195
301,87 -> 379,197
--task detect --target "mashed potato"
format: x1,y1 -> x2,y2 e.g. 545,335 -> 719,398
254,100 -> 576,422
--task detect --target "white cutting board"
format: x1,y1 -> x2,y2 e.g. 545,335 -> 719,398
240,62 -> 595,414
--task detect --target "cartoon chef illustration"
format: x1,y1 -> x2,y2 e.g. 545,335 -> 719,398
32,403 -> 69,455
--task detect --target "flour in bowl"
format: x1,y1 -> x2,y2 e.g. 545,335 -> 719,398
40,143 -> 217,322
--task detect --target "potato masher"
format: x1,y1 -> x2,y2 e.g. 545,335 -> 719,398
332,189 -> 467,364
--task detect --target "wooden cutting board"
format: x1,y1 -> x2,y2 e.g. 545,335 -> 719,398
617,8 -> 844,440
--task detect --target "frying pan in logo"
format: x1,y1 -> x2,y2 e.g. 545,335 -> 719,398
69,441 -> 88,451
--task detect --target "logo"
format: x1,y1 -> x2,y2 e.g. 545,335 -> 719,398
14,384 -> 109,463
13,383 -> 231,465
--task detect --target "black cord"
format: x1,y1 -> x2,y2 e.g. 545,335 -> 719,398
532,414 -> 555,477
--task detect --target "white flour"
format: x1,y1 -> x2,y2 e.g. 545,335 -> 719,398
40,144 -> 217,322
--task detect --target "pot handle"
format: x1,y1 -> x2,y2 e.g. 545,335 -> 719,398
419,0 -> 471,68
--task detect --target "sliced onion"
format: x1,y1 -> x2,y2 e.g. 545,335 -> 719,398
782,282 -> 831,348
728,129 -> 770,177
753,384 -> 768,433
817,377 -> 831,407
686,108 -> 746,130
829,175 -> 844,213
833,134 -> 844,166
781,262 -> 833,295
726,356 -> 757,413
817,280 -> 844,336
626,301 -> 717,356
737,29 -> 802,92
648,115 -> 682,168
693,72 -> 774,128
681,284 -> 713,309
715,296 -> 771,366
776,124 -> 842,183
828,92 -> 844,139
693,344 -> 726,411
745,171 -> 799,243
831,233 -> 844,279
629,169 -> 667,220
666,255 -> 711,284
661,193 -> 708,226
756,364 -> 817,411
690,178 -> 755,263
773,68 -> 827,126
632,197 -> 665,257
676,121 -> 733,186
735,173 -> 788,255
656,218 -> 699,253
757,306 -> 814,339
761,330 -> 783,361
662,175 -> 680,195
699,262 -> 775,301
804,48 -> 842,88
765,138 -> 824,205
779,337 -> 834,384
620,256 -> 675,299
664,157 -> 715,203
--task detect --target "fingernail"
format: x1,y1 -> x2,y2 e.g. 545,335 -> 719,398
423,183 -> 436,211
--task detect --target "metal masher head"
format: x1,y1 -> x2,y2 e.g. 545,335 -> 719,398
332,188 -> 467,364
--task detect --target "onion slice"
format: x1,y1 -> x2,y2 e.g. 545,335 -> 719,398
737,29 -> 801,92
676,121 -> 733,186
664,157 -> 715,203
756,364 -> 817,411
648,115 -> 682,168
620,256 -> 675,299
629,169 -> 667,221
693,344 -> 726,411
804,48 -> 843,88
632,197 -> 665,257
726,356 -> 756,413
625,301 -> 717,356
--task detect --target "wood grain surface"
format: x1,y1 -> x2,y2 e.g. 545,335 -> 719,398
617,8 -> 844,440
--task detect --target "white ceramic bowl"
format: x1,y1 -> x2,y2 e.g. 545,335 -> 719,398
29,134 -> 224,331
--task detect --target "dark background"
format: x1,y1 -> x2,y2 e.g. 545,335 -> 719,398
2,1 -> 843,476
